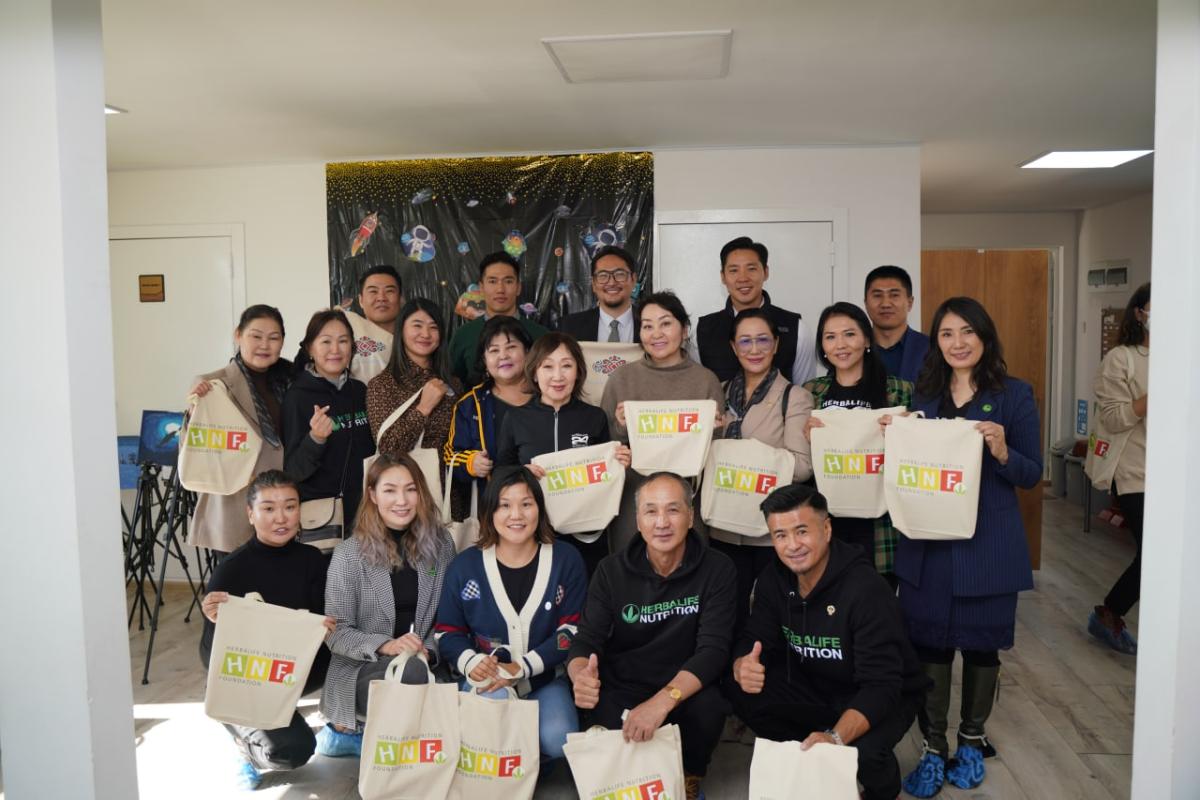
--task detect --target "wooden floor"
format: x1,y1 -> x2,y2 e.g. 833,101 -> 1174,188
126,495 -> 1138,799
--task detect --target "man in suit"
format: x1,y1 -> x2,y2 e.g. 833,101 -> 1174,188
695,236 -> 818,384
558,245 -> 639,343
863,265 -> 930,384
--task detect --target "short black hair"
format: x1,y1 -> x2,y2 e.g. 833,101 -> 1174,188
591,245 -> 636,274
634,471 -> 695,507
864,265 -> 913,297
760,482 -> 829,519
358,264 -> 402,295
478,252 -> 521,282
634,290 -> 691,330
475,315 -> 533,386
720,237 -> 769,269
729,307 -> 779,341
246,469 -> 299,508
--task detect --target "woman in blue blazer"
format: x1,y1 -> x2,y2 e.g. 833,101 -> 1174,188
897,297 -> 1042,798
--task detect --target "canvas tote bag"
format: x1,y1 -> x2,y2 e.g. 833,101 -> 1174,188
443,464 -> 481,552
1084,350 -> 1138,490
179,379 -> 264,495
625,399 -> 718,477
883,414 -> 984,541
700,438 -> 796,537
448,688 -> 539,800
204,592 -> 327,730
578,341 -> 645,406
563,723 -> 685,800
359,652 -> 461,800
363,388 -> 445,507
810,406 -> 908,518
748,738 -> 860,800
531,441 -> 626,540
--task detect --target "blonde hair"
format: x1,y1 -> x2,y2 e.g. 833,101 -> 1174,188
353,453 -> 443,570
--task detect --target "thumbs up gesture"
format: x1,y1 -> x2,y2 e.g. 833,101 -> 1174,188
734,641 -> 766,694
571,653 -> 602,709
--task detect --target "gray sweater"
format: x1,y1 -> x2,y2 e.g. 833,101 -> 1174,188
600,354 -> 725,442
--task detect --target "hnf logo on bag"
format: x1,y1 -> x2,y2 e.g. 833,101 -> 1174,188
1089,433 -> 1111,458
186,425 -> 253,452
457,745 -> 526,780
893,462 -> 967,495
822,451 -> 884,478
372,735 -> 448,768
700,439 -> 795,538
713,465 -> 779,495
533,442 -> 626,536
219,649 -> 297,685
626,400 -> 718,477
544,460 -> 612,492
589,775 -> 670,800
636,410 -> 704,435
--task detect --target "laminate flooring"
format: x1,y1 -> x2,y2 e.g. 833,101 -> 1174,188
124,496 -> 1138,799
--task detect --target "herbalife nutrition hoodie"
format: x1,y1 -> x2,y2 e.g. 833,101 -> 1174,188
734,538 -> 927,726
569,530 -> 737,696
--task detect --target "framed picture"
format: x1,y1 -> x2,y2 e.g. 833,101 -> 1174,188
137,410 -> 185,468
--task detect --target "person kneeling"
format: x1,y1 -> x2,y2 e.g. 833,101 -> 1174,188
434,467 -> 587,764
724,483 -> 927,800
567,472 -> 737,800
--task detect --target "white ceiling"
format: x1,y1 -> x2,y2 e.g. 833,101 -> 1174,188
101,0 -> 1156,213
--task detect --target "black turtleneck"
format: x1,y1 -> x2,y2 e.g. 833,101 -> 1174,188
389,529 -> 420,637
199,535 -> 329,666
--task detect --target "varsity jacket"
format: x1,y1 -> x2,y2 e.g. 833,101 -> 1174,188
434,541 -> 586,696
444,382 -> 503,486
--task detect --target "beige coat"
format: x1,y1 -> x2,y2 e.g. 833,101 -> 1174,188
709,373 -> 815,547
1094,345 -> 1149,495
186,362 -> 284,552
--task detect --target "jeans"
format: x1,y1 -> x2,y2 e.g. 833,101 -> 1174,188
462,676 -> 579,761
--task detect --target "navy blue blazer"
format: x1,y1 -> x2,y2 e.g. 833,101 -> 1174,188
896,327 -> 931,385
893,377 -> 1042,598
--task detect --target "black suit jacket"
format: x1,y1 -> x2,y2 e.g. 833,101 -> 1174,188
559,307 -> 640,343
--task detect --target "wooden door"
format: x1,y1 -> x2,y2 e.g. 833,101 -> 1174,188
920,249 -> 1048,569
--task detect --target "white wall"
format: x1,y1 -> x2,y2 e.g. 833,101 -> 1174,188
922,211 -> 1081,444
1075,193 -> 1153,412
655,145 -> 922,316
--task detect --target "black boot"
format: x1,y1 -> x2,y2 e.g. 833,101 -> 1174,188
957,663 -> 999,757
903,661 -> 952,797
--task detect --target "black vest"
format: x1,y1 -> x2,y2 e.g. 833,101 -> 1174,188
696,292 -> 801,382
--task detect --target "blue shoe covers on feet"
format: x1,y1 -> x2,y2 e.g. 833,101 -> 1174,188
902,750 -> 945,798
235,760 -> 262,791
315,723 -> 362,758
946,744 -> 986,789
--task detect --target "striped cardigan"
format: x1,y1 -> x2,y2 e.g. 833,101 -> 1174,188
319,529 -> 456,730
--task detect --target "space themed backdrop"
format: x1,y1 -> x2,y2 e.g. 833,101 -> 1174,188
326,152 -> 654,332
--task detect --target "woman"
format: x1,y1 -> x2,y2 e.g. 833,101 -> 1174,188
189,305 -> 292,555
1086,283 -> 1150,655
444,315 -> 534,496
282,309 -> 376,529
711,308 -> 814,625
600,291 -> 725,552
803,302 -> 912,578
316,453 -> 456,757
198,470 -> 334,790
367,298 -> 461,458
435,468 -> 587,762
897,297 -> 1042,797
495,332 -> 631,574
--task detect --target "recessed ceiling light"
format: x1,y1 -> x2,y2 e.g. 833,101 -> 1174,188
1021,150 -> 1152,169
105,105 -> 127,115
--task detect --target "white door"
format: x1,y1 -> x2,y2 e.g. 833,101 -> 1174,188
654,218 -> 836,331
109,236 -> 237,436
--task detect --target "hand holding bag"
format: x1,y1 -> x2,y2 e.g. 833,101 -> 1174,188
448,687 -> 539,800
563,723 -> 685,800
359,652 -> 462,800
203,592 -> 328,730
444,464 -> 480,552
578,342 -> 645,406
883,414 -> 984,540
625,399 -> 718,477
179,379 -> 264,495
700,438 -> 796,537
531,441 -> 626,539
748,738 -> 860,800
810,405 -> 908,518
363,387 -> 447,519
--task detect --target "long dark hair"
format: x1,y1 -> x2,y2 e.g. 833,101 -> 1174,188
1117,282 -> 1151,347
298,309 -> 354,376
475,467 -> 555,549
815,302 -> 888,408
387,298 -> 452,385
916,296 -> 1008,400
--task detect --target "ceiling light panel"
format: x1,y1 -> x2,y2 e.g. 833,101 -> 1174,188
1021,150 -> 1152,168
543,30 -> 732,84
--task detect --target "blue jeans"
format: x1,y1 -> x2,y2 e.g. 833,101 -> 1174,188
460,676 -> 578,761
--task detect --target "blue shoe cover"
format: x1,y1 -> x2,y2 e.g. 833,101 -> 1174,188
315,723 -> 362,758
902,750 -> 945,798
946,744 -> 986,789
235,760 -> 262,791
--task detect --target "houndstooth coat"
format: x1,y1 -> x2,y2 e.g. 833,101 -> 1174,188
319,529 -> 456,729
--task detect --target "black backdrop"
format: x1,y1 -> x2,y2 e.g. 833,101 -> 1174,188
326,152 -> 654,332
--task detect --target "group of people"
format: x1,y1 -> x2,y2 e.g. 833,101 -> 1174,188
191,237 -> 1058,800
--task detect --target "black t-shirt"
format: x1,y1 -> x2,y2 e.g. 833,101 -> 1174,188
938,394 -> 973,419
389,530 -> 420,636
497,549 -> 541,611
820,380 -> 876,410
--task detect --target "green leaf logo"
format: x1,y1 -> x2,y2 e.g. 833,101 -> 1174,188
621,604 -> 640,623
954,482 -> 967,495
434,751 -> 446,764
512,766 -> 525,778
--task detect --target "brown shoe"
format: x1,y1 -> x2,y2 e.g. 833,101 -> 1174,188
685,774 -> 703,800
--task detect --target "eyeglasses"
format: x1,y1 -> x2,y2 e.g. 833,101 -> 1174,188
594,269 -> 631,284
735,335 -> 775,354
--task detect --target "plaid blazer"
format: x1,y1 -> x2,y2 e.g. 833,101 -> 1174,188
319,530 -> 456,729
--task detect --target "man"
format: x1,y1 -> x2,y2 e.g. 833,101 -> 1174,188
696,236 -> 818,384
448,252 -> 548,387
559,245 -> 640,343
863,265 -> 930,383
568,472 -> 736,800
345,265 -> 402,383
724,483 -> 927,800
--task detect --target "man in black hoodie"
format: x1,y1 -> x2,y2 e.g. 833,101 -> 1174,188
568,472 -> 736,800
725,483 -> 927,800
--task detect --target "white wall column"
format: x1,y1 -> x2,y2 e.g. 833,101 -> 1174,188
1131,1 -> 1200,797
0,0 -> 139,798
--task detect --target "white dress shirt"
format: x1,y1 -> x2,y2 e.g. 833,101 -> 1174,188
597,306 -> 635,344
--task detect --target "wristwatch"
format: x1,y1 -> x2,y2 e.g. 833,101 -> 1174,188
664,685 -> 683,705
824,728 -> 844,746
